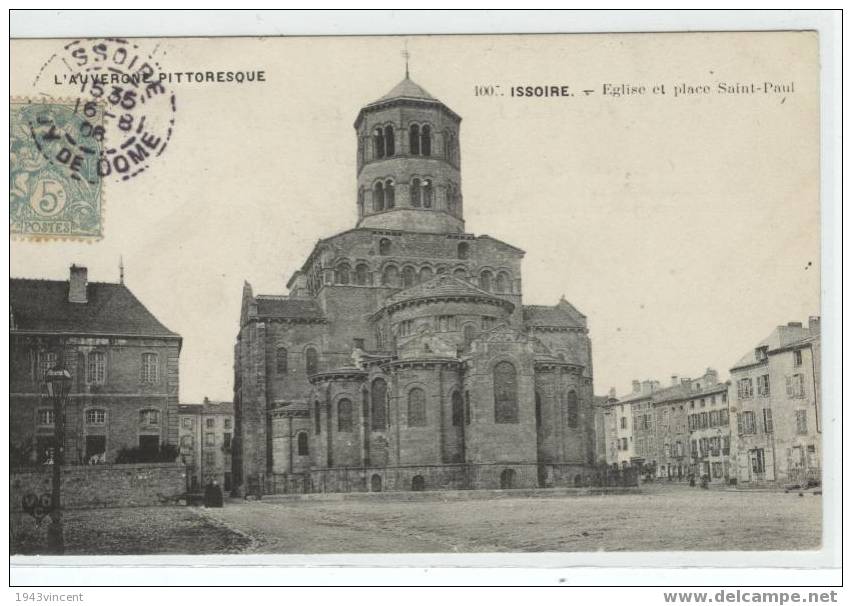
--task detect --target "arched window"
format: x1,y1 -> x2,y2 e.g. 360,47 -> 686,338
371,378 -> 387,430
435,266 -> 447,275
495,271 -> 510,293
373,181 -> 384,211
421,125 -> 431,156
480,270 -> 493,292
419,266 -> 433,283
314,400 -> 321,434
444,130 -> 454,161
411,475 -> 425,491
384,125 -> 395,156
373,127 -> 385,159
297,431 -> 308,456
451,391 -> 463,427
409,124 -> 420,155
407,387 -> 427,427
276,347 -> 288,374
336,263 -> 350,285
453,267 -> 467,281
410,178 -> 421,207
457,242 -> 469,259
463,324 -> 475,350
379,238 -> 391,256
422,179 -> 433,208
381,265 -> 399,287
338,398 -> 353,432
566,390 -> 579,429
375,325 -> 384,349
402,266 -> 416,288
305,347 -> 318,376
384,179 -> 395,208
493,361 -> 518,424
354,263 -> 368,285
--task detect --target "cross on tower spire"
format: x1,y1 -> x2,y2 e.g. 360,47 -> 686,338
402,42 -> 410,79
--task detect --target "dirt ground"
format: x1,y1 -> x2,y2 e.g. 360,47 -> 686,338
10,484 -> 821,555
203,484 -> 822,553
10,505 -> 250,555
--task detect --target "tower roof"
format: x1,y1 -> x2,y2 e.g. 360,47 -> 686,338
370,76 -> 437,105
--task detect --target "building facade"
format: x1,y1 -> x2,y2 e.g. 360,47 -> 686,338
10,265 -> 181,467
178,399 -> 234,491
729,318 -> 821,487
233,75 -> 597,494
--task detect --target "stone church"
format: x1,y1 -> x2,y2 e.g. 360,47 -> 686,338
233,74 -> 596,494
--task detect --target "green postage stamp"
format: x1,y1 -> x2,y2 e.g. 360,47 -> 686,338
10,99 -> 105,239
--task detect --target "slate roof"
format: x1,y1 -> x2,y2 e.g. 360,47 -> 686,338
9,278 -> 179,338
179,401 -> 233,415
254,296 -> 325,321
382,274 -> 513,310
730,324 -> 813,370
523,300 -> 586,329
372,77 -> 437,104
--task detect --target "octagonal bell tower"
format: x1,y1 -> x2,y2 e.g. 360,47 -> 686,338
354,74 -> 463,233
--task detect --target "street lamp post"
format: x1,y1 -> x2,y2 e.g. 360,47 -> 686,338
45,366 -> 72,555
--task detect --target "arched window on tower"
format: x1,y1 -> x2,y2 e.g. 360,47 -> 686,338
373,127 -> 385,159
419,266 -> 433,283
379,238 -> 391,256
409,124 -> 420,155
451,391 -> 463,427
453,267 -> 467,281
381,265 -> 399,287
338,398 -> 353,432
336,263 -> 350,285
463,323 -> 475,350
494,361 -> 519,424
421,125 -> 431,156
357,188 -> 364,217
444,130 -> 454,161
410,178 -> 421,208
566,390 -> 579,429
384,179 -> 395,208
407,388 -> 427,427
373,181 -> 384,211
402,266 -> 416,288
371,378 -> 387,430
457,242 -> 469,259
495,271 -> 510,294
384,125 -> 395,156
305,347 -> 318,376
297,431 -> 309,456
480,270 -> 493,292
423,179 -> 433,208
276,347 -> 288,374
354,263 -> 369,285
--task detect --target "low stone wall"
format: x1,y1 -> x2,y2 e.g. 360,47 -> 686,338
264,462 -> 605,495
10,463 -> 187,511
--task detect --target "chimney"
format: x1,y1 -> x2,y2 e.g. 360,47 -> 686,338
808,316 -> 820,335
608,386 -> 616,399
671,375 -> 679,386
203,396 -> 210,405
69,265 -> 88,303
704,368 -> 719,385
632,380 -> 641,394
681,377 -> 691,386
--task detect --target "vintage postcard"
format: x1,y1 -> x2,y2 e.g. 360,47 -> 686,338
8,24 -> 834,578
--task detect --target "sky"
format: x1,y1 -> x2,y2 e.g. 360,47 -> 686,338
10,32 -> 820,402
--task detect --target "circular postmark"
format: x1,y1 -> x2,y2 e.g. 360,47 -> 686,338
33,38 -> 177,183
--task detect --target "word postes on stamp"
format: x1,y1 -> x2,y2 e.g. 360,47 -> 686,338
10,99 -> 105,239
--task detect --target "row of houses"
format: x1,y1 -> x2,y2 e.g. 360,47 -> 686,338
595,317 -> 822,487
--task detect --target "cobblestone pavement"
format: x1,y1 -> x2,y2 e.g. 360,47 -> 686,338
202,484 -> 822,553
11,506 -> 250,555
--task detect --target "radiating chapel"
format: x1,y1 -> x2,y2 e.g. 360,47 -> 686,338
233,73 -> 596,494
